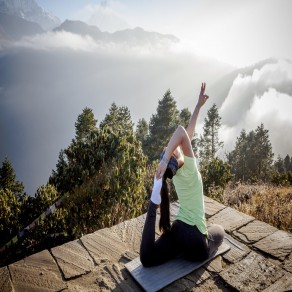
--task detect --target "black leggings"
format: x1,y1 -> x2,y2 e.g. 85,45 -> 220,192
140,201 -> 224,267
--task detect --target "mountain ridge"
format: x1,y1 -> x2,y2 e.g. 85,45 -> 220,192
0,0 -> 60,30
54,19 -> 180,45
0,12 -> 44,40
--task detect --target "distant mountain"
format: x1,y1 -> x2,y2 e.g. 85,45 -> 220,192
54,20 -> 180,45
54,20 -> 106,40
0,12 -> 43,40
0,0 -> 60,30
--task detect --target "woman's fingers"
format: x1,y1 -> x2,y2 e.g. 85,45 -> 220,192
156,162 -> 166,179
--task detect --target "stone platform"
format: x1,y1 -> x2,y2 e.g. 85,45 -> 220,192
1,196 -> 291,291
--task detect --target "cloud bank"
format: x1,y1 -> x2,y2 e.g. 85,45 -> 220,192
219,59 -> 292,157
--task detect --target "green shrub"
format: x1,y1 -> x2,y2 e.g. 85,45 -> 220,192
201,158 -> 233,202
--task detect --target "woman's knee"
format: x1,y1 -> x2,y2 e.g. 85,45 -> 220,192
140,254 -> 154,267
208,224 -> 225,242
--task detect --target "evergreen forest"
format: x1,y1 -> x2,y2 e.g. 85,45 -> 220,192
1,90 -> 292,266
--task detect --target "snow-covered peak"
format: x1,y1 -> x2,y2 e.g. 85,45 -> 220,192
0,0 -> 61,30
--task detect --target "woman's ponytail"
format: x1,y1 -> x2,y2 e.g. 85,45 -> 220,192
159,174 -> 170,234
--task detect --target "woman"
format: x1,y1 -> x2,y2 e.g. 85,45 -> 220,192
140,82 -> 224,267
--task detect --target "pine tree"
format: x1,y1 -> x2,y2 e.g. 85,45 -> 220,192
0,158 -> 24,197
100,103 -> 134,134
75,107 -> 97,141
136,118 -> 149,149
284,155 -> 291,172
229,124 -> 274,182
254,123 -> 274,180
229,129 -> 248,180
274,155 -> 285,173
179,108 -> 191,128
145,90 -> 180,161
199,103 -> 223,163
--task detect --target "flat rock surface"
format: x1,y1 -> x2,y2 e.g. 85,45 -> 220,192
195,276 -> 233,292
222,233 -> 250,263
109,216 -> 145,253
220,251 -> 285,291
66,262 -> 142,291
262,272 -> 292,292
204,196 -> 226,219
284,252 -> 292,273
208,207 -> 254,232
2,200 -> 291,292
0,267 -> 13,292
233,220 -> 277,244
253,230 -> 292,261
51,239 -> 94,279
80,227 -> 129,264
204,256 -> 223,273
9,249 -> 66,291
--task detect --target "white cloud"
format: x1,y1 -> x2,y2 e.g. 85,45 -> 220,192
220,59 -> 292,126
10,31 -> 98,52
219,59 -> 292,157
4,30 -> 182,57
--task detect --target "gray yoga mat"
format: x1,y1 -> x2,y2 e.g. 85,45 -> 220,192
125,242 -> 230,292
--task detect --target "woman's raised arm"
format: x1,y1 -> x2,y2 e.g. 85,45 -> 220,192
186,82 -> 209,140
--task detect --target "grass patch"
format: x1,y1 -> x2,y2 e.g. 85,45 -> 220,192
223,184 -> 292,233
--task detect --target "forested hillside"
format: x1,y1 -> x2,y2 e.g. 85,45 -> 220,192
1,90 -> 291,266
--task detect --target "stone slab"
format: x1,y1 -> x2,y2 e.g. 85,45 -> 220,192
220,251 -> 285,291
222,233 -> 250,263
67,262 -> 143,292
109,216 -> 145,253
81,227 -> 128,264
204,256 -> 223,273
183,266 -> 211,287
0,266 -> 13,292
51,239 -> 94,279
193,276 -> 232,292
204,196 -> 226,219
162,267 -> 210,291
207,207 -> 254,232
233,220 -> 277,244
263,272 -> 292,292
9,249 -> 66,291
253,230 -> 292,261
284,252 -> 292,273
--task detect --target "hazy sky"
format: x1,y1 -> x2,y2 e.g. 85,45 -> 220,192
1,0 -> 292,195
37,0 -> 292,67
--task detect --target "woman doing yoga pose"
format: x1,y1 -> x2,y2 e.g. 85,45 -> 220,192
140,82 -> 224,267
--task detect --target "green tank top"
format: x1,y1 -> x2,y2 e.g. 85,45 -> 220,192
173,156 -> 208,235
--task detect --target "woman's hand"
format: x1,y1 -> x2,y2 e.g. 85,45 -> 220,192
197,82 -> 209,108
156,160 -> 167,179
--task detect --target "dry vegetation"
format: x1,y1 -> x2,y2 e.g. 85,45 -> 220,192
223,183 -> 292,233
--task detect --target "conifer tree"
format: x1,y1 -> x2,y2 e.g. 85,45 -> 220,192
179,108 -> 191,128
0,158 -> 24,197
100,103 -> 134,134
136,118 -> 149,149
228,129 -> 248,180
145,90 -> 180,161
199,103 -> 223,163
274,155 -> 285,173
229,124 -> 273,182
254,123 -> 274,180
284,154 -> 291,172
75,107 -> 97,141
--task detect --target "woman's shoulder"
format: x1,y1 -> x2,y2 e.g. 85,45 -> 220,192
180,155 -> 198,173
